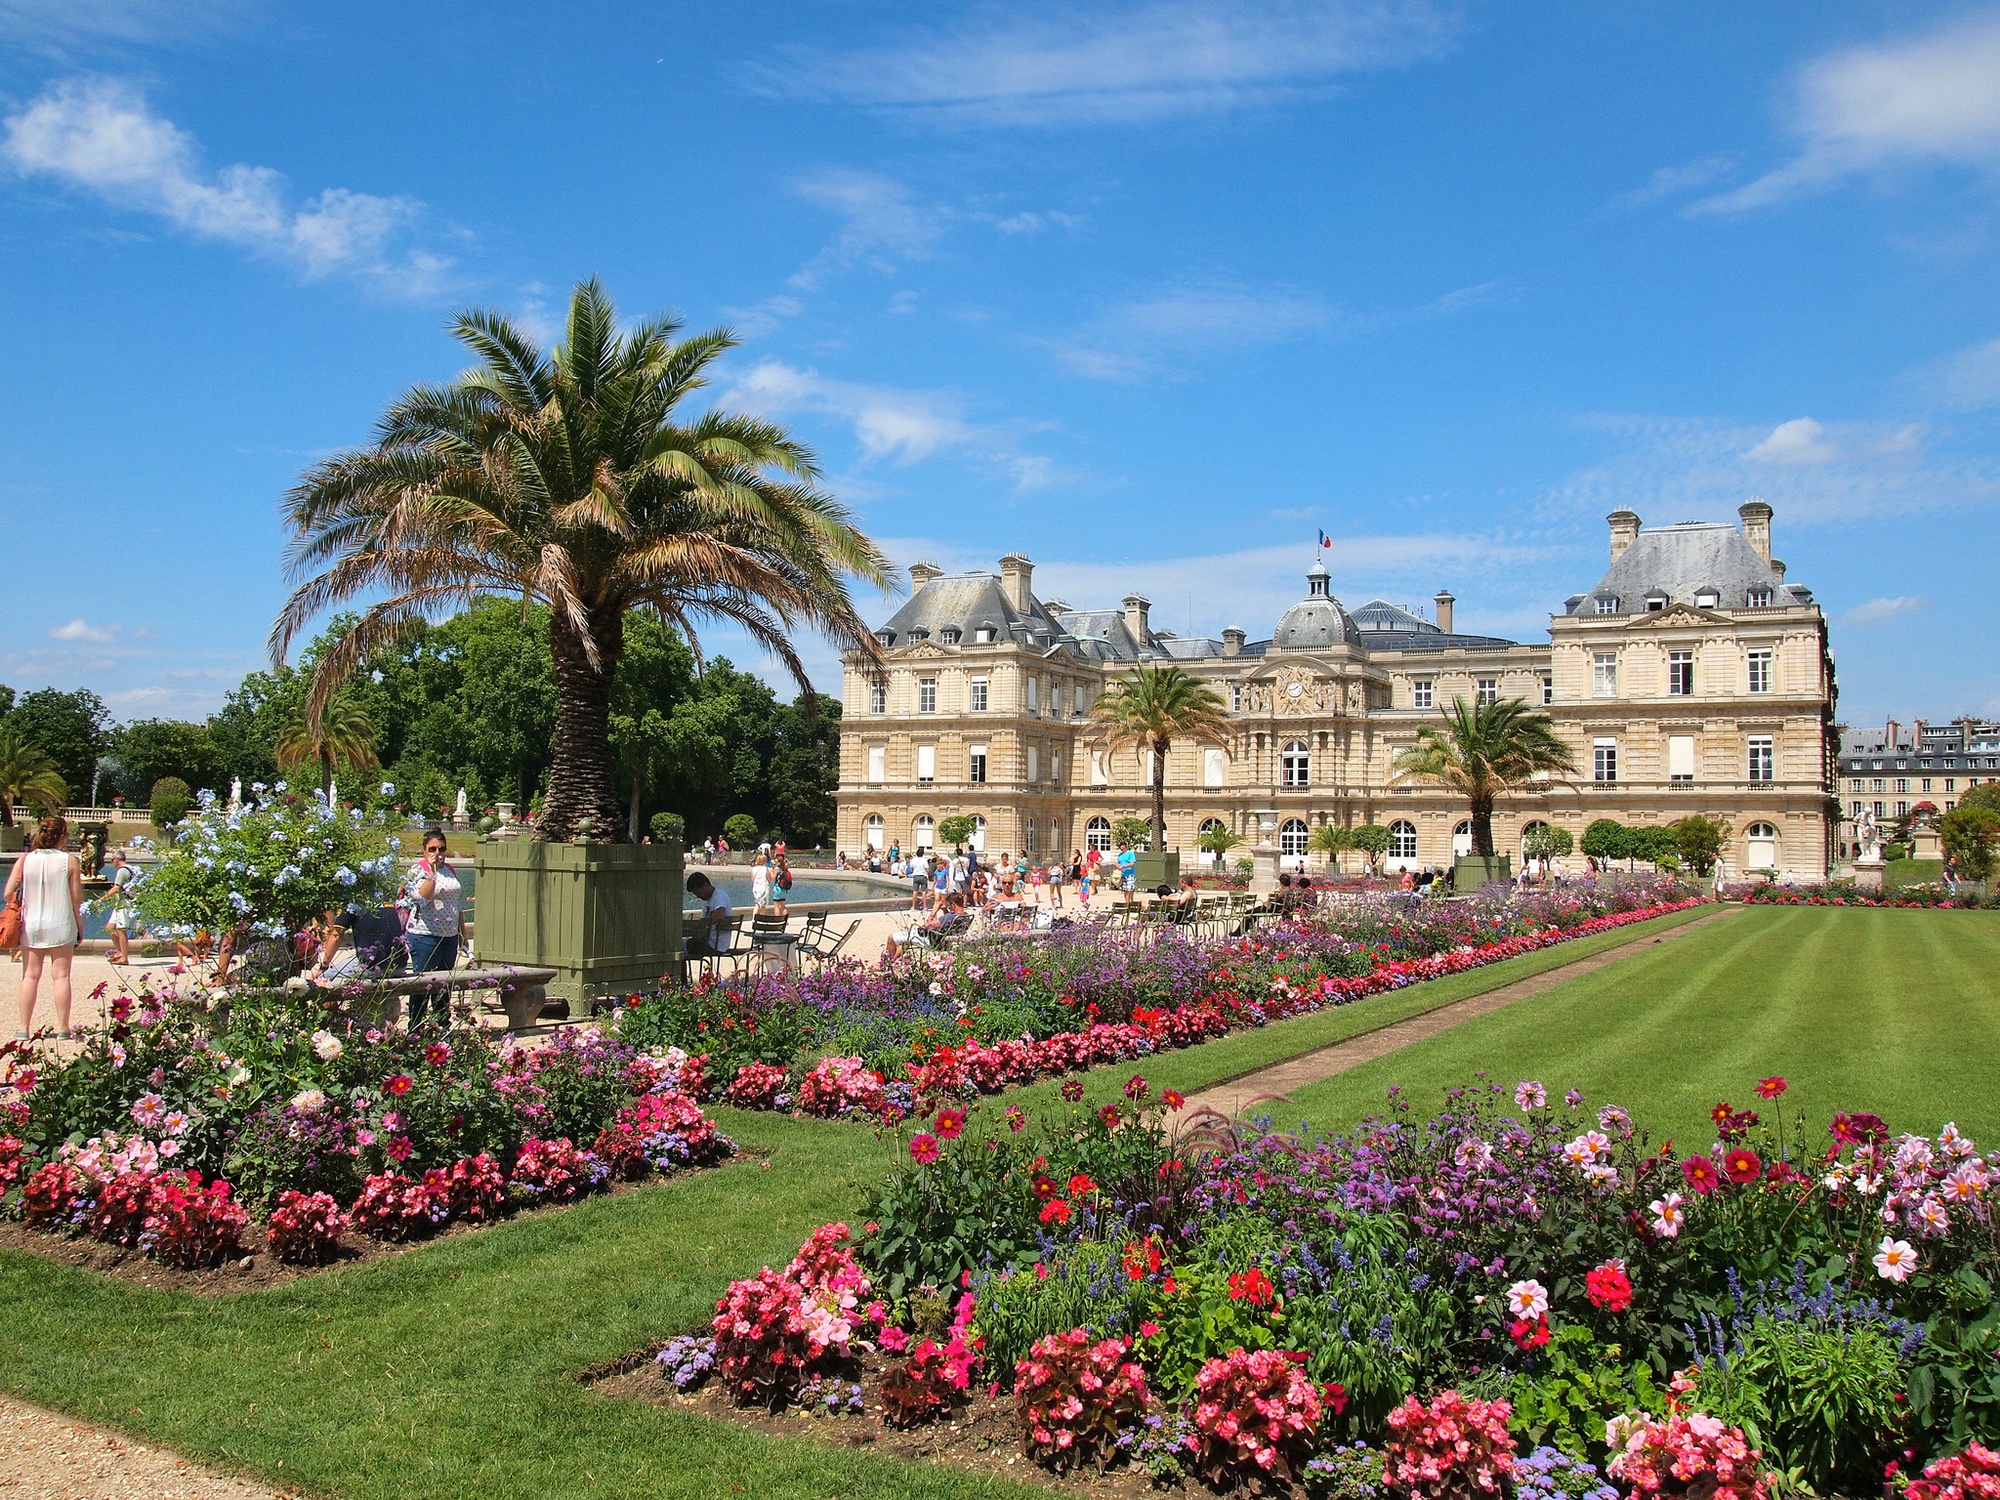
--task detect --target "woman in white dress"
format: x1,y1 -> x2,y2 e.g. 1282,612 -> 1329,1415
750,850 -> 772,913
6,815 -> 83,1039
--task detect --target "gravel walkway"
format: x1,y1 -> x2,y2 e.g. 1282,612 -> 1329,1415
1182,903 -> 1742,1120
0,1394 -> 294,1498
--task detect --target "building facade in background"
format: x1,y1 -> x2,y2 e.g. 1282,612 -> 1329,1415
1837,718 -> 2000,857
836,501 -> 1837,880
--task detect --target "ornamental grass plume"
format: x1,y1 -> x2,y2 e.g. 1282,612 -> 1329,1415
1189,1346 -> 1323,1487
1383,1390 -> 1517,1500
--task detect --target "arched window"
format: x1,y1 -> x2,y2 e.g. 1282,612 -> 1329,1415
1519,820 -> 1549,857
1452,820 -> 1474,858
863,814 -> 884,850
1281,739 -> 1310,788
969,815 -> 987,851
1085,816 -> 1112,853
1198,816 -> 1229,866
1279,817 -> 1310,867
1389,820 -> 1419,862
1746,822 -> 1778,871
913,815 -> 935,851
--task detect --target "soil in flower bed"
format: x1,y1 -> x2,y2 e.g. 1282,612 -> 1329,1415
591,1348 -> 1162,1500
0,1150 -> 767,1296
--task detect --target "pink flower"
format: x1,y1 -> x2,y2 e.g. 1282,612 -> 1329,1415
879,1326 -> 910,1353
1682,1155 -> 1720,1194
908,1133 -> 941,1165
934,1108 -> 966,1140
385,1074 -> 413,1097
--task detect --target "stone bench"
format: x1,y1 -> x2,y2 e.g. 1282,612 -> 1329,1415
283,965 -> 562,1033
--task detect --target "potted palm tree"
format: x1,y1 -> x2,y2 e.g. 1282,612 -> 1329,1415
1393,698 -> 1576,890
1084,664 -> 1229,890
0,731 -> 67,852
1307,821 -> 1352,875
270,279 -> 892,999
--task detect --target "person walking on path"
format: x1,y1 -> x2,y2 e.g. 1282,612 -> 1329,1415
7,815 -> 82,1038
404,827 -> 464,1026
102,848 -> 137,964
751,850 -> 773,913
772,851 -> 794,918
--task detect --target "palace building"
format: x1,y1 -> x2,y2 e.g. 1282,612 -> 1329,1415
835,501 -> 1838,880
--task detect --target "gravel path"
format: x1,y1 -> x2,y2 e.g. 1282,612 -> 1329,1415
1182,903 -> 1742,1120
0,1394 -> 294,1499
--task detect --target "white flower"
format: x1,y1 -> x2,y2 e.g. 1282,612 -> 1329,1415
335,866 -> 357,887
1855,1173 -> 1883,1196
1649,1193 -> 1685,1238
311,1030 -> 343,1061
290,1087 -> 327,1114
1873,1237 -> 1918,1282
1505,1279 -> 1549,1318
381,782 -> 396,796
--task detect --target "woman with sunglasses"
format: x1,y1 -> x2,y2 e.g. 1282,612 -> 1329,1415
405,827 -> 464,1026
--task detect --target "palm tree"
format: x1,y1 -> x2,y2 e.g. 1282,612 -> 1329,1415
270,277 -> 893,841
1307,821 -> 1352,873
1197,822 -> 1242,867
1084,664 -> 1230,854
1392,698 -> 1578,858
0,731 -> 67,826
275,699 -> 380,806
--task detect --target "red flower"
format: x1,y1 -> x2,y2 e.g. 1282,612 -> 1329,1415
385,1074 -> 413,1097
1067,1173 -> 1097,1198
387,1136 -> 413,1161
934,1108 -> 966,1140
1227,1268 -> 1276,1307
1060,1079 -> 1084,1102
1681,1155 -> 1720,1193
909,1133 -> 941,1164
1139,1320 -> 1161,1338
1324,1381 -> 1349,1416
1031,1174 -> 1058,1199
1163,1089 -> 1186,1111
1724,1148 -> 1762,1184
1509,1314 -> 1551,1350
1098,1103 -> 1121,1129
1123,1074 -> 1149,1101
1711,1101 -> 1734,1125
1039,1198 -> 1072,1225
1832,1111 -> 1888,1147
1755,1075 -> 1788,1099
424,1042 -> 451,1067
1585,1260 -> 1633,1313
1005,1105 -> 1026,1133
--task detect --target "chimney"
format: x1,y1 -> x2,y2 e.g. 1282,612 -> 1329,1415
998,552 -> 1034,612
1122,592 -> 1152,642
1222,627 -> 1245,657
1738,498 -> 1772,564
908,560 -> 943,590
1885,717 -> 1901,751
1769,558 -> 1785,583
1432,589 -> 1455,634
1608,509 -> 1641,563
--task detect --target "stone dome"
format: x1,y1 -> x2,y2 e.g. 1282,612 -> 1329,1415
1272,560 -> 1359,649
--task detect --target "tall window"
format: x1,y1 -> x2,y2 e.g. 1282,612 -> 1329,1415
1872,778 -> 1885,793
1748,736 -> 1774,783
1026,745 -> 1039,782
1592,652 -> 1618,698
1593,738 -> 1618,784
1668,735 -> 1695,784
968,745 -> 987,784
1747,649 -> 1773,694
1085,816 -> 1112,853
1667,650 -> 1694,696
1389,820 -> 1418,861
1893,777 -> 1908,794
1052,750 -> 1063,786
863,814 -> 883,850
1203,747 -> 1226,787
913,815 -> 935,850
1230,683 -> 1242,713
1089,750 -> 1109,786
918,677 -> 937,713
866,745 -> 886,783
1848,801 -> 1861,819
1024,819 -> 1037,856
916,745 -> 936,783
868,682 -> 886,715
1873,801 -> 1885,818
969,677 -> 989,712
1280,739 -> 1310,788
1278,818 -> 1309,863
1745,821 -> 1777,868
1049,683 -> 1063,718
1896,800 -> 1909,817
1476,678 -> 1498,707
1026,675 -> 1039,712
1412,679 -> 1434,710
1540,673 -> 1553,706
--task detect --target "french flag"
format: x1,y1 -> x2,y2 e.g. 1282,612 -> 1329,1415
1317,529 -> 1331,548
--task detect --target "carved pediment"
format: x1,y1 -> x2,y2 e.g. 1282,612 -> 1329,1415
897,641 -> 951,660
1240,663 -> 1357,716
1632,603 -> 1727,629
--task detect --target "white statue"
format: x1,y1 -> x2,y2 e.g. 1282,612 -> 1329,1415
228,777 -> 243,811
1856,804 -> 1882,864
455,787 -> 470,824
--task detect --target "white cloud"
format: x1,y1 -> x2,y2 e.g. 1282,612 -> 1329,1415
2,79 -> 454,295
1846,595 -> 1927,624
1744,416 -> 1840,465
725,359 -> 1060,492
0,0 -> 240,51
757,0 -> 1463,127
1694,14 -> 2000,214
1548,413 -> 1997,526
48,617 -> 119,643
788,168 -> 945,291
1047,282 -> 1335,380
1618,153 -> 1738,208
1926,336 -> 2000,410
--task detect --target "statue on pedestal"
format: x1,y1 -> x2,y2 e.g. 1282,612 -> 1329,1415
454,787 -> 470,828
1855,805 -> 1882,865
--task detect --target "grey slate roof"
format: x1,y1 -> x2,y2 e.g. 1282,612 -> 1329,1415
1573,522 -> 1809,614
1352,599 -> 1438,633
1273,597 -> 1363,649
1051,609 -> 1153,660
1362,629 -> 1522,653
875,573 -> 1065,648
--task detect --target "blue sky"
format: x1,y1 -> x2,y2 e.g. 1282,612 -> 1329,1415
2,1 -> 1998,728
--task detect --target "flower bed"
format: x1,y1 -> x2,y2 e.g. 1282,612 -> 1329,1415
618,1071 -> 2000,1499
1728,881 -> 2000,910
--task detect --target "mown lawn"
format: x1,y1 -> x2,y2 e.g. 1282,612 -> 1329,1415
2,903 -> 1985,1498
1285,905 -> 2000,1147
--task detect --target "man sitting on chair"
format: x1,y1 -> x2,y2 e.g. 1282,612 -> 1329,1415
685,873 -> 734,960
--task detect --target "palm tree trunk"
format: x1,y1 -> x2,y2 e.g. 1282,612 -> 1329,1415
1152,737 -> 1168,853
543,607 -> 627,842
1471,794 -> 1495,857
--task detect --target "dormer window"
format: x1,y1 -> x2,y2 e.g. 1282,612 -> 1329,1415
939,627 -> 961,645
1694,588 -> 1719,609
1644,591 -> 1668,612
1595,595 -> 1621,615
1746,587 -> 1774,608
907,627 -> 930,642
875,630 -> 895,647
973,626 -> 996,644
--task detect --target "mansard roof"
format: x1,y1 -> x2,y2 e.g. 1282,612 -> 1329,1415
875,573 -> 1065,648
1573,522 -> 1811,615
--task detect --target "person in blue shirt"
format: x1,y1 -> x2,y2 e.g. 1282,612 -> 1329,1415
1116,841 -> 1139,897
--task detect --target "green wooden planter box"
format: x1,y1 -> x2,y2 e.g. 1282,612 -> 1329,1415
1453,854 -> 1513,890
473,840 -> 684,1006
1133,852 -> 1181,890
